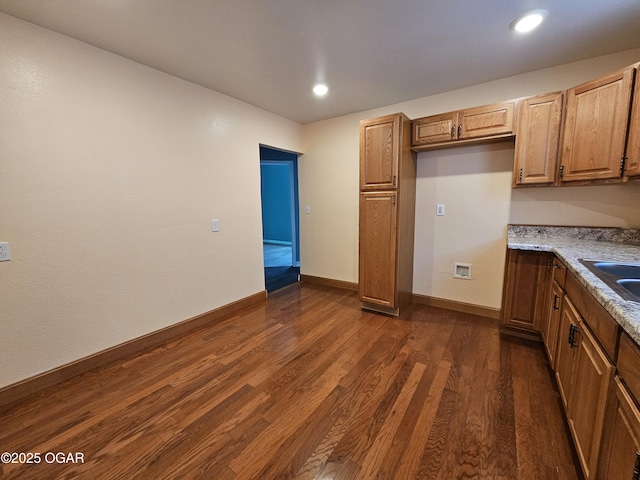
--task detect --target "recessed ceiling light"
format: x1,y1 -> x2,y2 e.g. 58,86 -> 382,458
511,10 -> 547,33
313,83 -> 329,97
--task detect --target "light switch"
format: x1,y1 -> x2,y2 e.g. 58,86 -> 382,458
436,204 -> 445,216
211,219 -> 220,232
305,206 -> 311,214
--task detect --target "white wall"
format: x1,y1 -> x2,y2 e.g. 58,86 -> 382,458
300,48 -> 640,309
0,14 -> 303,389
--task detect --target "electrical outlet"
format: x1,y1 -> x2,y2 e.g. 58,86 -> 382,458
0,242 -> 11,262
211,219 -> 220,232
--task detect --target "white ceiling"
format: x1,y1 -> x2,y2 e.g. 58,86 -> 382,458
1,0 -> 640,124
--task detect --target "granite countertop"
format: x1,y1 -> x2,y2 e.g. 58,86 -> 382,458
507,226 -> 640,345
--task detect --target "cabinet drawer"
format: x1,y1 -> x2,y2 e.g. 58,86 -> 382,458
618,332 -> 640,404
551,257 -> 567,288
565,272 -> 619,361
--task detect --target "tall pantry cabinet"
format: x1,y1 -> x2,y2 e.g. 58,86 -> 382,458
359,113 -> 416,316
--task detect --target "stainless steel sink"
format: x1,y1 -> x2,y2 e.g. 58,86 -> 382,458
618,279 -> 640,298
580,260 -> 640,302
592,262 -> 640,279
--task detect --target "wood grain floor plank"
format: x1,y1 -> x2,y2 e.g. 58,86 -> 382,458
0,285 -> 580,480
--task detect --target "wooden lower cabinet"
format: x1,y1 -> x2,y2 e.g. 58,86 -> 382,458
503,249 -> 635,479
500,249 -> 550,334
555,295 -> 614,480
598,377 -> 640,480
567,316 -> 614,480
555,296 -> 579,409
542,279 -> 564,369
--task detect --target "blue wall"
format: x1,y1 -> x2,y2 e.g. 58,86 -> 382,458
260,163 -> 292,243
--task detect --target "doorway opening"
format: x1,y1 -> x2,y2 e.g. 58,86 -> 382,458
259,145 -> 300,292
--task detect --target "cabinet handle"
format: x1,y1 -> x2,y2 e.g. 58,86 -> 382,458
559,165 -> 565,179
392,195 -> 396,205
392,175 -> 397,186
519,168 -> 523,183
451,126 -> 456,138
633,452 -> 640,480
621,156 -> 627,178
458,124 -> 462,137
568,324 -> 578,348
553,294 -> 560,311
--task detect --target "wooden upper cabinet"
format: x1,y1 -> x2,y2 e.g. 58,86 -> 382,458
412,101 -> 516,149
458,101 -> 515,140
360,114 -> 400,190
625,67 -> 640,178
559,66 -> 635,183
412,112 -> 457,146
513,92 -> 563,186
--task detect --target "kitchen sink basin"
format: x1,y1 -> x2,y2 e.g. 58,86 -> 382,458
592,262 -> 640,279
618,279 -> 640,298
580,260 -> 640,302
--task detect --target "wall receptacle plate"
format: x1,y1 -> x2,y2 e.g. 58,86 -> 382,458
0,242 -> 11,261
453,262 -> 471,279
211,219 -> 220,232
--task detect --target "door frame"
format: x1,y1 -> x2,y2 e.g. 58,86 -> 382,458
259,145 -> 300,267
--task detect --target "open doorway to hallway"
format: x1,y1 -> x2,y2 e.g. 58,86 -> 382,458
259,146 -> 300,292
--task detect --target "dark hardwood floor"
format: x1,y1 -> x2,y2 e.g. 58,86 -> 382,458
0,284 -> 579,479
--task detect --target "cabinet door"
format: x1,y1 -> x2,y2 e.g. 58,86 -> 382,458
359,192 -> 397,308
360,115 -> 400,190
598,377 -> 640,480
412,112 -> 458,146
458,101 -> 515,140
555,296 -> 579,410
501,250 -> 549,332
559,67 -> 634,183
626,68 -> 640,178
567,317 -> 615,480
542,280 -> 564,369
513,92 -> 563,186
